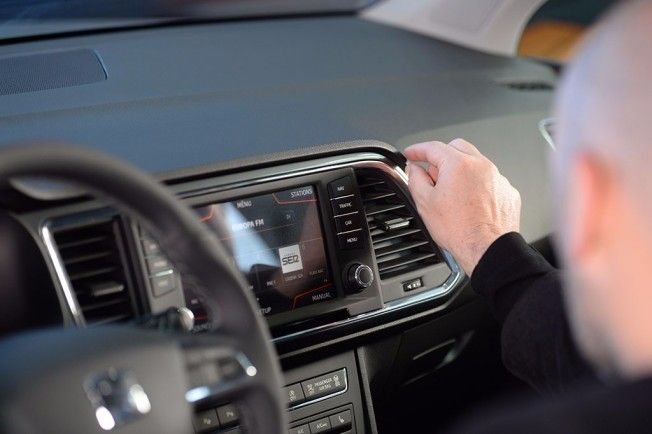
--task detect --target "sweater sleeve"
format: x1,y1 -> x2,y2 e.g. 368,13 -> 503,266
471,232 -> 592,393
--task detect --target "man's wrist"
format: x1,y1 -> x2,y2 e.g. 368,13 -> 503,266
456,228 -> 512,275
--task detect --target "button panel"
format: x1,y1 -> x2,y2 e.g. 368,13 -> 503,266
140,231 -> 182,298
192,403 -> 241,433
300,369 -> 347,401
327,176 -> 366,253
286,368 -> 348,410
289,405 -> 356,434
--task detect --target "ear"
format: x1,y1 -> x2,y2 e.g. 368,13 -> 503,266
566,153 -> 613,264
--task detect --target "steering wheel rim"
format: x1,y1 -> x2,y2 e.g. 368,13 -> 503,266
0,144 -> 286,434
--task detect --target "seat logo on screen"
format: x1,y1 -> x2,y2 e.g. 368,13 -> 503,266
279,244 -> 304,274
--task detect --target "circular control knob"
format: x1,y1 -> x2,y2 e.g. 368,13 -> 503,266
347,263 -> 374,292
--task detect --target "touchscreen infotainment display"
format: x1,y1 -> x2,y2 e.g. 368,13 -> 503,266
194,185 -> 335,317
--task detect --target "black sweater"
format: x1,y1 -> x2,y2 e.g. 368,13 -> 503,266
470,232 -> 590,393
451,232 -> 652,433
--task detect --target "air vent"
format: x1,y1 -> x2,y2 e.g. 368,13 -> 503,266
356,169 -> 442,280
53,218 -> 135,326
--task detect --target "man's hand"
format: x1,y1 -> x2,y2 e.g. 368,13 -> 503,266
405,139 -> 521,275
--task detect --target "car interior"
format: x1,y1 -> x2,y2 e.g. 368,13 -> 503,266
0,0 -> 612,433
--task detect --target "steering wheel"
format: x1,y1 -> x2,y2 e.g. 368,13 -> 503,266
0,145 -> 287,434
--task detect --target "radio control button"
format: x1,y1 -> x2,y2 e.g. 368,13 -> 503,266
331,197 -> 357,216
328,176 -> 355,198
347,264 -> 374,292
338,230 -> 363,250
335,213 -> 363,233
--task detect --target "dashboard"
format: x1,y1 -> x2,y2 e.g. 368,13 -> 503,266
26,143 -> 462,352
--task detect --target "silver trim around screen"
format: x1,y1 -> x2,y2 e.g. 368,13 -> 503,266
39,153 -> 464,341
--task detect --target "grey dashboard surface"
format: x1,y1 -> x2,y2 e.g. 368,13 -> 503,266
0,15 -> 554,241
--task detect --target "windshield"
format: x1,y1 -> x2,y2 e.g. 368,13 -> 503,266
0,0 -> 373,40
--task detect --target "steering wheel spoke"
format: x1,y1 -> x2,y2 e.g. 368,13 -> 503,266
184,343 -> 259,405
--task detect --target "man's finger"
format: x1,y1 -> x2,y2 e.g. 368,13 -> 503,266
404,141 -> 452,167
407,163 -> 435,207
426,163 -> 439,183
448,138 -> 481,156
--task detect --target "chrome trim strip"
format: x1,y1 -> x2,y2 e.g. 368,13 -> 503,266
333,211 -> 359,218
336,228 -> 362,235
329,194 -> 354,201
287,368 -> 349,411
539,118 -> 556,151
41,224 -> 85,326
39,152 -> 464,340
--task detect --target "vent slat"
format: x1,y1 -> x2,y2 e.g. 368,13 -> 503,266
357,169 -> 441,280
362,191 -> 397,202
61,251 -> 112,265
374,240 -> 430,258
53,218 -> 134,326
88,313 -> 133,326
56,235 -> 108,250
371,227 -> 422,244
68,266 -> 116,281
377,252 -> 437,273
81,297 -> 129,313
358,179 -> 386,189
364,203 -> 406,217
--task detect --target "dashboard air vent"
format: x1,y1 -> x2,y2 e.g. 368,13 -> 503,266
53,218 -> 135,326
356,169 -> 442,280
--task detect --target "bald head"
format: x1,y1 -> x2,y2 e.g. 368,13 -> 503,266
556,0 -> 652,188
552,0 -> 652,380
